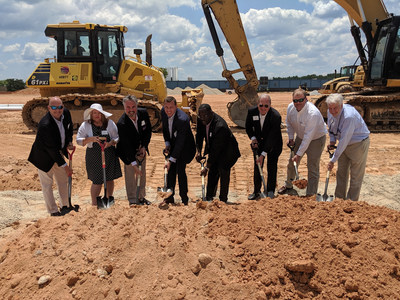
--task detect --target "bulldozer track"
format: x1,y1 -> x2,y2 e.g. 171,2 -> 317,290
314,90 -> 400,133
22,93 -> 163,132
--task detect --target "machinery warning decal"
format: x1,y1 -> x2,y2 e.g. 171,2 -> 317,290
61,66 -> 70,74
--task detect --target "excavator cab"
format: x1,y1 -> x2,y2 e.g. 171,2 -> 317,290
369,16 -> 400,85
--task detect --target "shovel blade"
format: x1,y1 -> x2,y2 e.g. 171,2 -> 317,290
316,193 -> 334,202
157,187 -> 173,199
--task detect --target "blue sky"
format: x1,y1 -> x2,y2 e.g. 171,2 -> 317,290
0,0 -> 398,81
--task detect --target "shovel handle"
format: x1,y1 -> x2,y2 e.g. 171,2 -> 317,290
68,146 -> 76,161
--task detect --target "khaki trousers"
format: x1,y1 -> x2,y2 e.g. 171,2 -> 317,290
38,164 -> 69,214
124,158 -> 146,204
285,135 -> 326,195
335,137 -> 369,201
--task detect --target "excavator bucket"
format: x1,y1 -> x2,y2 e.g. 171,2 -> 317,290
227,87 -> 259,128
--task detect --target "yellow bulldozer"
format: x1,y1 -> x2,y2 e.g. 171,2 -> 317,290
23,21 -> 204,131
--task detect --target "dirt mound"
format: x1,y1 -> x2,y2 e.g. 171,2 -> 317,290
1,196 -> 399,299
13,88 -> 41,95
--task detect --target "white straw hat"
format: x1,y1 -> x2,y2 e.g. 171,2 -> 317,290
84,103 -> 112,121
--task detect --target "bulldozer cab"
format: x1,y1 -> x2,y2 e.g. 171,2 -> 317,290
45,22 -> 125,83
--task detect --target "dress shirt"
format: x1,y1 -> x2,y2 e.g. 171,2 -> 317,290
52,114 -> 65,149
250,112 -> 267,157
286,101 -> 327,157
328,104 -> 370,163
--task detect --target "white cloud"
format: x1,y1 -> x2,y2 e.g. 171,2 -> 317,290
3,43 -> 21,53
21,39 -> 56,61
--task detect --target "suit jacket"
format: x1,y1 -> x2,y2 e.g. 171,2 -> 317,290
116,108 -> 152,165
161,108 -> 195,164
28,108 -> 73,172
245,106 -> 283,155
196,112 -> 240,169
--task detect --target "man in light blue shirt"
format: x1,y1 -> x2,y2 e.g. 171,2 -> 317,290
326,93 -> 370,201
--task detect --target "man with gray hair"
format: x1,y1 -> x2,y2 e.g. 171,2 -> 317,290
245,93 -> 282,199
326,93 -> 370,201
116,95 -> 152,205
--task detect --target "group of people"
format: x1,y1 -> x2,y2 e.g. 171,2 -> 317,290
275,89 -> 369,203
28,88 -> 369,216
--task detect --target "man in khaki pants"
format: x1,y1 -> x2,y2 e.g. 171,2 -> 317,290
278,88 -> 327,196
326,93 -> 370,201
28,96 -> 74,216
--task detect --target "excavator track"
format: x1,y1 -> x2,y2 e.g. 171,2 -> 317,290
22,93 -> 163,132
314,90 -> 400,133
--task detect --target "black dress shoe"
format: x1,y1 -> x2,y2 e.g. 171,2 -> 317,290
50,211 -> 62,217
164,196 -> 175,204
140,198 -> 152,205
248,193 -> 260,200
60,206 -> 73,215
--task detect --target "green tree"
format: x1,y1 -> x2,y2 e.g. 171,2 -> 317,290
159,67 -> 168,79
3,79 -> 26,91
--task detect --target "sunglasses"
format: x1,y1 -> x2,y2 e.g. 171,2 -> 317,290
49,105 -> 64,110
293,98 -> 305,103
258,104 -> 269,108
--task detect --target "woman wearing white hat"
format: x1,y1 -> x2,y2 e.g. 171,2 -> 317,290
76,103 -> 122,206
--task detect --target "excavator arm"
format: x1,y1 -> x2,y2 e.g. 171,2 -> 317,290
202,0 -> 259,127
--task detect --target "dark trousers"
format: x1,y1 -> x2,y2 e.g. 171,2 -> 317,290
207,165 -> 231,202
253,151 -> 280,193
167,160 -> 189,203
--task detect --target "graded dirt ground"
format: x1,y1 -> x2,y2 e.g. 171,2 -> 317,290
0,90 -> 399,299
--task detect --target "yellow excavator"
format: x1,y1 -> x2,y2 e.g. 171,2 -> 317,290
202,0 -> 400,132
23,21 -> 203,131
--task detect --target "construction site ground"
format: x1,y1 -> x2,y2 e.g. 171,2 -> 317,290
0,89 -> 399,299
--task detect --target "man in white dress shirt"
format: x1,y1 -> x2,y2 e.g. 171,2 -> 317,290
278,89 -> 327,196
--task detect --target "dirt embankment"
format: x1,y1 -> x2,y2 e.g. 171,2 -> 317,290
0,91 -> 399,298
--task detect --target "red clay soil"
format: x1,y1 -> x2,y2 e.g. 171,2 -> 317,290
1,196 -> 399,299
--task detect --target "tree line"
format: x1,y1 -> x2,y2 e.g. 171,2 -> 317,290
0,79 -> 26,92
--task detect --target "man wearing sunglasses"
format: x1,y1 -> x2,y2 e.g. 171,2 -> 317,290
245,94 -> 282,199
278,88 -> 327,196
28,96 -> 75,216
326,93 -> 370,201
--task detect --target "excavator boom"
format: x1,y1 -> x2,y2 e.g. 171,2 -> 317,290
202,0 -> 259,127
203,0 -> 400,132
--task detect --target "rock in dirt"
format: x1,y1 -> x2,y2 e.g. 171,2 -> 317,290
198,253 -> 212,268
38,275 -> 51,287
284,260 -> 315,273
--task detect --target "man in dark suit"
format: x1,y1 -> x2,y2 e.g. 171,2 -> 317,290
195,104 -> 240,202
116,95 -> 152,205
28,96 -> 74,216
161,96 -> 196,205
246,94 -> 283,199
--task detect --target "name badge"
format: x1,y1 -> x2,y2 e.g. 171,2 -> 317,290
141,120 -> 146,126
209,132 -> 212,138
101,130 -> 108,136
253,116 -> 259,121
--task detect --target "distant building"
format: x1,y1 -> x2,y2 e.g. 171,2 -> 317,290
166,67 -> 178,81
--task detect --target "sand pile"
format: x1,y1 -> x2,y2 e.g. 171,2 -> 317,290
1,196 -> 399,299
167,84 -> 224,96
